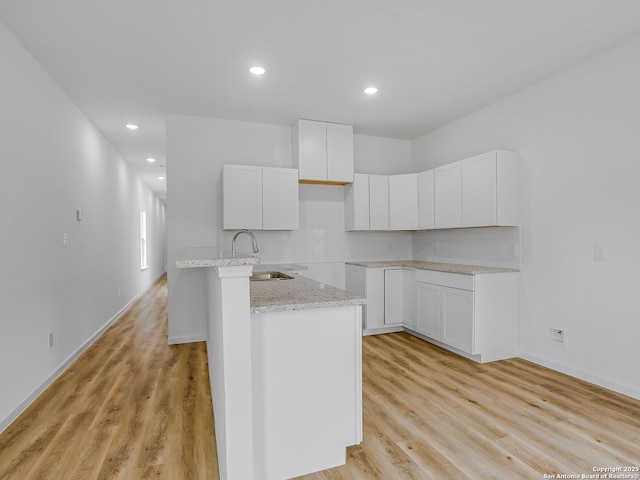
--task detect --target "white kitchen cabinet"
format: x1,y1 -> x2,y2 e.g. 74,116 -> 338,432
384,269 -> 415,327
414,270 -> 474,353
223,164 -> 262,230
417,169 -> 435,230
441,286 -> 474,353
293,119 -> 354,184
369,175 -> 389,230
434,161 -> 462,229
262,167 -> 299,230
412,269 -> 518,362
327,122 -> 354,183
344,173 -> 370,231
415,281 -> 440,339
461,150 -> 519,227
223,164 -> 298,230
345,265 -> 402,335
347,263 -> 518,359
389,174 -> 418,230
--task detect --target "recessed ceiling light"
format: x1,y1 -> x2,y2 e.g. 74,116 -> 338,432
364,87 -> 378,95
126,124 -> 139,130
250,66 -> 265,75
158,176 -> 165,180
147,158 -> 156,163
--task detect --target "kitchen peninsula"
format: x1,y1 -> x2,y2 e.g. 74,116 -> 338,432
176,247 -> 365,480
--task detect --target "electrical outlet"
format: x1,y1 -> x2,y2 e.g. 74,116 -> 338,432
62,232 -> 69,247
48,333 -> 54,348
548,327 -> 566,347
593,244 -> 605,262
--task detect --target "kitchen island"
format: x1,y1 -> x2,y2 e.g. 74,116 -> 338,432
176,247 -> 365,480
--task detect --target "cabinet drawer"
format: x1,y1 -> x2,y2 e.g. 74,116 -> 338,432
415,270 -> 474,291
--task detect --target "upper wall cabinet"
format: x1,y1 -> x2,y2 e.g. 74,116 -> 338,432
262,167 -> 300,230
223,164 -> 262,229
461,150 -> 519,227
292,119 -> 354,185
343,150 -> 519,232
345,173 -> 370,231
223,165 -> 298,230
369,174 -> 390,230
434,161 -> 462,229
417,169 -> 435,229
389,173 -> 418,230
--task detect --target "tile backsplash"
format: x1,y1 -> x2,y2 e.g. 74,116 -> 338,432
413,227 -> 520,269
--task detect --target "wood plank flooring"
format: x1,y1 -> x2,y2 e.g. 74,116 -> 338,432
0,275 -> 217,480
1,275 -> 639,479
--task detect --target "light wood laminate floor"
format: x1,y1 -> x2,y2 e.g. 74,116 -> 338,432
1,276 -> 639,479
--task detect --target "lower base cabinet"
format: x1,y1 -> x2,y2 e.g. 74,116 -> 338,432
413,269 -> 518,362
415,281 -> 441,339
415,273 -> 475,354
384,269 -> 415,327
346,263 -> 519,362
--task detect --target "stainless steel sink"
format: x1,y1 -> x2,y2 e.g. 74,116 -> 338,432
250,271 -> 295,281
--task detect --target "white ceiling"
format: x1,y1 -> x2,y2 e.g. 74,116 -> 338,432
2,0 -> 640,200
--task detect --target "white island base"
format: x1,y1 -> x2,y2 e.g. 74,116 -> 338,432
177,247 -> 363,480
252,307 -> 362,479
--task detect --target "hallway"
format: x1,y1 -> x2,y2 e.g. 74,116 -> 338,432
0,276 -> 217,479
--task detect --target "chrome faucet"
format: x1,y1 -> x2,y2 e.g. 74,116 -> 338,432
231,229 -> 260,257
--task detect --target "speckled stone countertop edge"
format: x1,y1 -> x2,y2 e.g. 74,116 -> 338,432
175,246 -> 260,268
251,298 -> 366,314
345,260 -> 519,275
250,274 -> 366,314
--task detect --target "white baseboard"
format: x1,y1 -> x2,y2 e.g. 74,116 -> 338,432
168,333 -> 207,345
518,351 -> 640,401
363,326 -> 403,336
0,272 -> 166,435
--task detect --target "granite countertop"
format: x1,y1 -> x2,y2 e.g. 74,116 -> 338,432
252,263 -> 308,273
175,246 -> 260,268
345,260 -> 519,275
251,274 -> 366,314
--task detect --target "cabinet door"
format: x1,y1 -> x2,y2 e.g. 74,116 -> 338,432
496,151 -> 519,226
402,269 -> 415,328
345,173 -> 370,231
417,170 -> 435,230
295,119 -> 327,181
364,268 -> 385,330
389,174 -> 418,230
223,165 -> 262,229
384,269 -> 404,326
384,269 -> 415,327
462,152 -> 497,227
415,281 -> 441,339
326,123 -> 354,183
262,167 -> 299,230
442,287 -> 474,354
369,175 -> 389,230
434,161 -> 462,229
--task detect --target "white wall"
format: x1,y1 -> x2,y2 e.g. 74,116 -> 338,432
166,116 -> 413,343
0,21 -> 166,432
354,134 -> 413,174
411,35 -> 640,399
